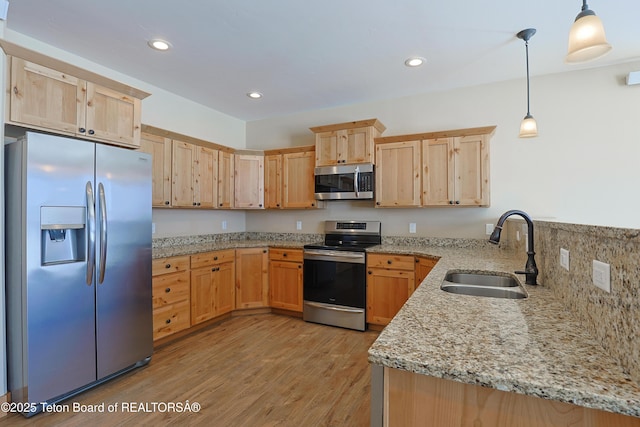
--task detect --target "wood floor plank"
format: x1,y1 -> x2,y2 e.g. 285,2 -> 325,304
4,314 -> 378,426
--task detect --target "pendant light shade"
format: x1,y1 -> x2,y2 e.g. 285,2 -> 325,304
517,28 -> 537,139
566,1 -> 611,63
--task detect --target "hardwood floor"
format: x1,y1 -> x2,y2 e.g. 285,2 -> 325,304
4,314 -> 379,426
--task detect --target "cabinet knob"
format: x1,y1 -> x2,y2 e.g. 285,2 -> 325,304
298,265 -> 302,269
283,253 -> 287,257
263,250 -> 267,253
387,260 -> 392,264
214,256 -> 218,260
88,129 -> 95,135
449,200 -> 454,205
376,202 -> 380,205
165,287 -> 171,293
165,263 -> 171,269
259,204 -> 263,207
276,204 -> 280,207
197,202 -> 201,206
79,127 -> 86,133
12,86 -> 18,95
165,319 -> 171,324
193,202 -> 197,206
311,203 -> 315,207
368,271 -> 372,274
219,203 -> 223,207
165,201 -> 170,205
455,200 -> 460,205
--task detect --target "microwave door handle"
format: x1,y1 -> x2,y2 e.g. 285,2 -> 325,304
354,166 -> 359,198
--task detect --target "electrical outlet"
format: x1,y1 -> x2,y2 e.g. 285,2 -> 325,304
222,220 -> 227,230
296,220 -> 302,230
485,224 -> 494,235
409,223 -> 416,234
592,260 -> 611,293
560,248 -> 569,271
152,223 -> 156,234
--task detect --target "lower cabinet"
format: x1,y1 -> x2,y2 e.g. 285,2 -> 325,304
235,247 -> 269,309
151,256 -> 191,340
415,256 -> 438,286
367,254 -> 415,326
190,249 -> 236,325
269,248 -> 303,312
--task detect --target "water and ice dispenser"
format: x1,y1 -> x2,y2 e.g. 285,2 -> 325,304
41,206 -> 86,265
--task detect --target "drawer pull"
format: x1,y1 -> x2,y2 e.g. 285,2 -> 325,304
387,260 -> 392,264
214,256 -> 218,261
165,319 -> 171,324
165,287 -> 171,293
283,253 -> 287,257
165,263 -> 171,269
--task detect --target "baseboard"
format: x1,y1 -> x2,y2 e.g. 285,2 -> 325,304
0,392 -> 10,418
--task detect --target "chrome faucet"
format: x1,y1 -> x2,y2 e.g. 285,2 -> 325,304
489,209 -> 538,285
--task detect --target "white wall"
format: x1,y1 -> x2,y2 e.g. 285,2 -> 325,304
246,60 -> 640,237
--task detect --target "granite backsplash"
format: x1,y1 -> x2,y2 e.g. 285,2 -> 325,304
503,219 -> 640,385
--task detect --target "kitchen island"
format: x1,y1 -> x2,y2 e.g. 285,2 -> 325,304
367,244 -> 640,426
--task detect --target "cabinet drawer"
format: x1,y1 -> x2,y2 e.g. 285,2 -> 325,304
191,249 -> 236,269
367,253 -> 415,271
153,300 -> 190,340
152,271 -> 190,308
152,256 -> 190,276
269,248 -> 303,263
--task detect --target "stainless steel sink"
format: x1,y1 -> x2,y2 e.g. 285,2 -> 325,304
441,271 -> 528,299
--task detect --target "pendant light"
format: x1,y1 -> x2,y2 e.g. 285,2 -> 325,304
566,0 -> 611,63
517,28 -> 537,138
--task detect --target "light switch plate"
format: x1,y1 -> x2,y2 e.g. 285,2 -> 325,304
222,220 -> 228,230
409,223 -> 416,234
152,223 -> 156,234
296,220 -> 302,230
560,248 -> 569,271
592,260 -> 611,293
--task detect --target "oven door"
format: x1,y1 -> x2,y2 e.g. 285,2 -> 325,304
303,250 -> 366,308
303,249 -> 367,331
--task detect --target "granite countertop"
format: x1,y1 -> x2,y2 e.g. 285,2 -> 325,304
153,240 -> 314,259
367,244 -> 640,418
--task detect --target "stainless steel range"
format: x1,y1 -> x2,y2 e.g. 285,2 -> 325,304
303,220 -> 381,331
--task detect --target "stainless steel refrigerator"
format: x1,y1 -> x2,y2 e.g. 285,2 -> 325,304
4,131 -> 153,416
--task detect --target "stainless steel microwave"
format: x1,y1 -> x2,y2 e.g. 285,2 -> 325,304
314,163 -> 374,200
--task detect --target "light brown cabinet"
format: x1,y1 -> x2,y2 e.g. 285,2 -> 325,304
171,140 -> 219,208
264,146 -> 320,210
374,126 -> 495,208
415,256 -> 438,286
139,132 -> 172,207
8,57 -> 143,148
264,154 -> 282,209
310,118 -> 385,166
190,250 -> 236,324
217,151 -> 235,209
234,154 -> 264,209
374,140 -> 422,207
366,254 -> 417,326
151,256 -> 191,341
235,247 -> 269,309
422,135 -> 490,206
269,248 -> 303,312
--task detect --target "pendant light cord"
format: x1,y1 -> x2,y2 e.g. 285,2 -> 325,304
525,39 -> 531,116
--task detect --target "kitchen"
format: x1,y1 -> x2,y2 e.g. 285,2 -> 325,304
2,1 -> 640,426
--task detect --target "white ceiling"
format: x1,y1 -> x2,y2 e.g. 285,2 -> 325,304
4,1 -> 640,121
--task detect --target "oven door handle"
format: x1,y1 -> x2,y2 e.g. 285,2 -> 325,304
305,301 -> 365,314
304,250 -> 365,263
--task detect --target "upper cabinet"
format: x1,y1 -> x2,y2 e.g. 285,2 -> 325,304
171,140 -> 219,208
310,119 -> 386,166
6,55 -> 146,148
264,146 -> 322,210
139,132 -> 172,207
234,153 -> 264,209
375,126 -> 495,208
217,151 -> 235,209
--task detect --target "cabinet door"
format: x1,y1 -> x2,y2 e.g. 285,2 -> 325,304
422,138 -> 455,206
234,154 -> 264,209
172,140 -> 196,207
10,57 -> 85,135
315,130 -> 341,166
236,248 -> 269,309
282,150 -> 317,209
454,135 -> 489,206
139,132 -> 172,207
415,257 -> 438,287
375,141 -> 421,207
195,145 -> 218,208
344,126 -> 374,164
269,261 -> 303,312
218,151 -> 235,208
215,261 -> 236,315
366,268 -> 415,325
85,83 -> 142,147
190,267 -> 216,324
264,154 -> 282,209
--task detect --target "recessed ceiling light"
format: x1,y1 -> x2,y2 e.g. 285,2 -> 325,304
404,57 -> 426,67
148,39 -> 171,51
247,91 -> 263,99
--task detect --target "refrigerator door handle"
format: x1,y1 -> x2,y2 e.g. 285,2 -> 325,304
86,181 -> 96,285
98,182 -> 108,284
